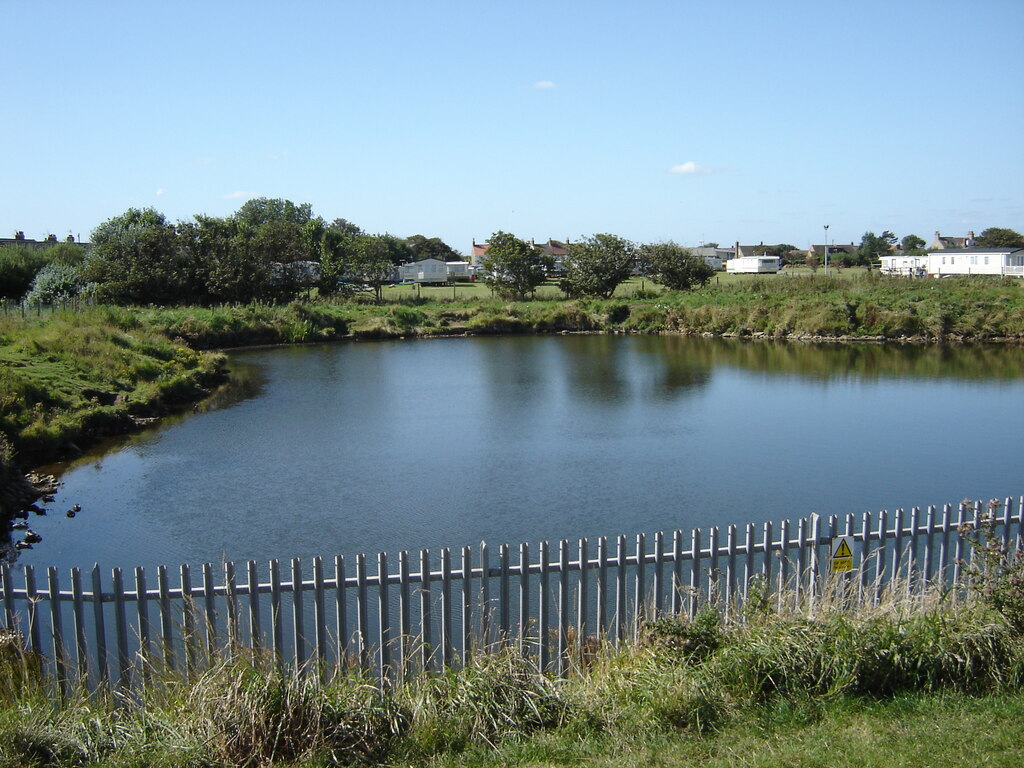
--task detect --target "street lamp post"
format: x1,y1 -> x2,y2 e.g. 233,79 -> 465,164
823,225 -> 830,276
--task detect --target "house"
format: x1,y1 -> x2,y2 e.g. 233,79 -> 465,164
807,243 -> 859,261
471,238 -> 571,273
879,253 -> 927,277
688,246 -> 730,271
446,261 -> 471,281
929,231 -> 976,250
0,232 -> 89,250
726,255 -> 781,274
396,258 -> 450,284
924,248 -> 1024,278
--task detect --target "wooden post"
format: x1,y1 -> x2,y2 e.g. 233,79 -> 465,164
460,545 -> 472,666
48,567 -> 68,700
538,540 -> 550,672
71,568 -> 88,684
312,557 -> 326,669
246,560 -> 261,652
596,536 -> 608,633
517,542 -> 529,657
334,555 -> 348,669
291,558 -> 306,670
634,532 -> 646,638
157,565 -> 174,671
201,562 -> 216,658
689,527 -> 701,618
577,538 -> 589,646
269,559 -> 283,665
91,565 -> 108,686
378,551 -> 391,684
439,548 -> 452,668
135,566 -> 150,672
614,534 -> 627,645
398,551 -> 411,679
418,549 -> 433,671
556,539 -> 569,676
112,568 -> 130,686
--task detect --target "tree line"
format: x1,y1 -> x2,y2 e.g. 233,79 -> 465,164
2,200 -> 1021,306
0,199 -> 462,306
481,231 -> 714,300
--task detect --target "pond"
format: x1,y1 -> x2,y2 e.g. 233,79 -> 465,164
10,335 -> 1024,571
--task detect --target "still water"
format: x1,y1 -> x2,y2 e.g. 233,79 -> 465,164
12,335 -> 1024,571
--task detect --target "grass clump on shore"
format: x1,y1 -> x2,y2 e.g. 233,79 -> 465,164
0,307 -> 226,470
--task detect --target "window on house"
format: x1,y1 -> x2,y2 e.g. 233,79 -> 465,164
971,255 -> 978,265
984,256 -> 990,265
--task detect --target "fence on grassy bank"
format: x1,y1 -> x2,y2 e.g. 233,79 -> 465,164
2,496 -> 1021,693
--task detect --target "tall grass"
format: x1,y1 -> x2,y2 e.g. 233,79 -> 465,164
1,570 -> 1022,767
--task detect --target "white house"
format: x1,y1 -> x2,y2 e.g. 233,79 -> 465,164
396,258 -> 450,284
689,246 -> 729,271
446,261 -> 471,281
924,248 -> 1024,278
879,253 -> 927,277
726,255 -> 781,274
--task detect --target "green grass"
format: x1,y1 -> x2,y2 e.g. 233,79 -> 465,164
0,307 -> 226,469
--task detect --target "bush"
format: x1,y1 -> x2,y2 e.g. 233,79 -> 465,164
23,261 -> 89,306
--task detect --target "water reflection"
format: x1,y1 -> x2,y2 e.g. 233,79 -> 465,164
10,335 -> 1024,573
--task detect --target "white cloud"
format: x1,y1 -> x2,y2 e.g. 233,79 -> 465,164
531,80 -> 556,89
669,161 -> 710,175
155,188 -> 165,196
223,191 -> 246,199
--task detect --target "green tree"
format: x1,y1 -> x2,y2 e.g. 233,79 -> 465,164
86,208 -> 194,304
857,231 -> 896,268
24,261 -> 89,305
640,241 -> 714,291
376,233 -> 412,266
178,215 -> 272,304
559,233 -> 637,299
976,227 -> 1024,248
318,226 -> 360,296
351,234 -> 397,302
406,234 -> 460,262
901,234 -> 927,253
0,246 -> 48,300
481,231 -> 550,300
230,198 -> 322,301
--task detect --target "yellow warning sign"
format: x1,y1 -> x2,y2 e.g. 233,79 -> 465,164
830,537 -> 854,573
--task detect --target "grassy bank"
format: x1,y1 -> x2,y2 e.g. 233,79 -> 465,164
1,577 -> 1023,767
0,307 -> 226,492
128,273 -> 1024,347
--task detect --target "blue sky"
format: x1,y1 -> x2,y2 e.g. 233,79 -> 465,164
3,0 -> 1021,253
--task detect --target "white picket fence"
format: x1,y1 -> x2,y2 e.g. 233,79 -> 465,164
2,496 -> 1021,693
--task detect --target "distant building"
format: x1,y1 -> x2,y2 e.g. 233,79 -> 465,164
929,231 -> 976,250
471,238 -> 571,272
688,246 -> 730,270
878,253 -> 928,277
925,248 -> 1024,278
0,231 -> 89,250
396,258 -> 450,284
806,243 -> 859,261
726,255 -> 781,274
